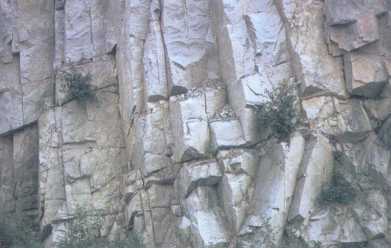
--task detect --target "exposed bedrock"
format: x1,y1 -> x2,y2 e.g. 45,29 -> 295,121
1,0 -> 391,247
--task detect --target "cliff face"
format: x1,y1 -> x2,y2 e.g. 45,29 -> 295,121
1,0 -> 391,247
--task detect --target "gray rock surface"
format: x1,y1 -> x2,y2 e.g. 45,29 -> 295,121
2,1 -> 391,247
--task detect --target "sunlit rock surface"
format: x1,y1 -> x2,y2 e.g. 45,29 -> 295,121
1,0 -> 391,247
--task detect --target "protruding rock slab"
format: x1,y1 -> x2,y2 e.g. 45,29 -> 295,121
217,149 -> 258,232
289,134 -> 333,222
324,0 -> 386,51
183,187 -> 229,248
240,133 -> 305,246
344,51 -> 388,98
176,160 -> 222,199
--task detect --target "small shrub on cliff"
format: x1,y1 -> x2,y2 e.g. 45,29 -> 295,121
63,72 -> 95,102
57,207 -> 143,248
254,84 -> 298,141
318,173 -> 356,205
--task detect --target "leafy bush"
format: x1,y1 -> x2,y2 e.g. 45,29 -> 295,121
254,84 -> 298,141
63,72 -> 95,102
319,173 -> 356,204
0,213 -> 42,248
57,207 -> 143,248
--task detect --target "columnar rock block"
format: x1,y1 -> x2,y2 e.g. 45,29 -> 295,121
240,133 -> 305,246
288,134 -> 334,222
170,92 -> 210,162
116,0 -> 150,132
64,0 -> 117,63
0,124 -> 40,219
162,0 -> 214,94
182,187 -> 229,248
217,149 -> 258,232
0,136 -> 15,213
212,1 -> 256,85
3,0 -> 391,247
13,125 -> 40,214
0,0 -> 54,134
16,0 -> 54,125
143,18 -> 169,102
279,0 -> 346,97
133,101 -> 172,176
212,0 -> 291,144
39,109 -> 66,226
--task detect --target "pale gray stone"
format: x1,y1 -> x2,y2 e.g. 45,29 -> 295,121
183,187 -> 229,248
170,93 -> 210,162
217,149 -> 258,232
162,0 -> 213,94
241,133 -> 305,246
280,0 -> 347,97
289,134 -> 334,222
210,119 -> 246,150
143,17 -> 168,102
177,160 -> 222,199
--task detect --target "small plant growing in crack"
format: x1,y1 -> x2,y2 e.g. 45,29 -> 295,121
318,172 -> 356,205
63,72 -> 96,103
254,83 -> 298,142
57,206 -> 144,248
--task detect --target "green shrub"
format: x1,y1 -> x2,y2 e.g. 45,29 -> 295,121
0,213 -> 42,248
254,84 -> 298,141
63,72 -> 95,102
57,207 -> 143,248
319,173 -> 356,204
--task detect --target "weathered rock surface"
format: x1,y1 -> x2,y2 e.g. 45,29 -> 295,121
2,1 -> 391,248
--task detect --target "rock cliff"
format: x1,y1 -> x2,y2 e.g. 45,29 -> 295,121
1,0 -> 391,247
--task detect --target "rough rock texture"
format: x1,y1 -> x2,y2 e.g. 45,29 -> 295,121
2,0 -> 391,248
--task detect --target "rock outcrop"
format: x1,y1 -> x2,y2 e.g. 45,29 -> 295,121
1,0 -> 391,247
